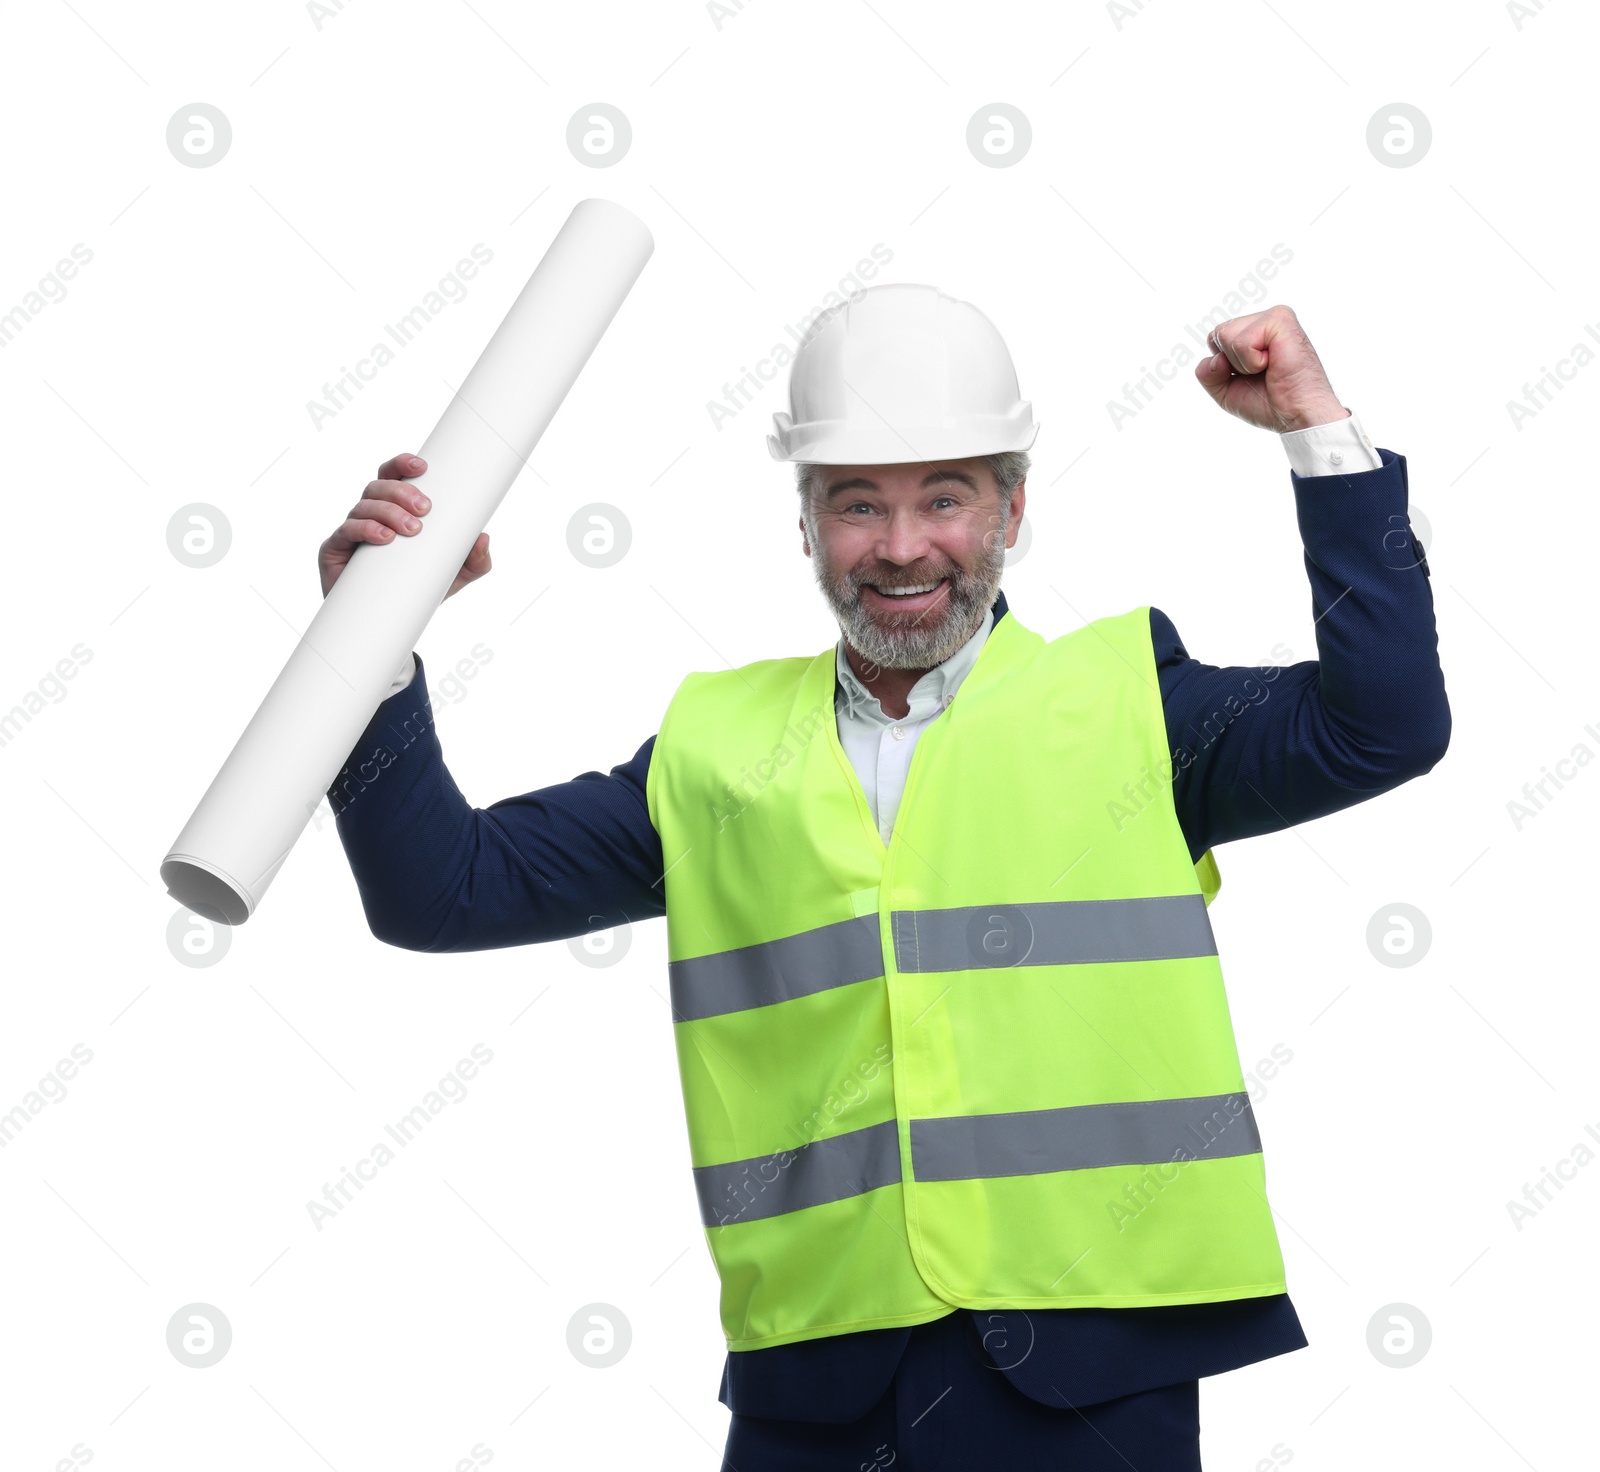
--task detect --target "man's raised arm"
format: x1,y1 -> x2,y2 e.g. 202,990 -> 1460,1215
318,451 -> 667,951
1154,307 -> 1450,859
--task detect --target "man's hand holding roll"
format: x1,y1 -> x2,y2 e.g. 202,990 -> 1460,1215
318,452 -> 493,600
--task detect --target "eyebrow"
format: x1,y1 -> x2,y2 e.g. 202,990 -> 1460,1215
823,469 -> 980,498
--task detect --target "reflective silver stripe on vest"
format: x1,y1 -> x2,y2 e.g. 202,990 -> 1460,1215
910,1093 -> 1261,1181
693,1119 -> 902,1228
669,914 -> 885,1021
891,895 -> 1216,973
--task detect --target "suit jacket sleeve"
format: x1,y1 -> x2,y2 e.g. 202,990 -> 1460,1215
1154,447 -> 1450,862
326,659 -> 665,951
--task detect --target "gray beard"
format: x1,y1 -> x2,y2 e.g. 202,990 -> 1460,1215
805,511 -> 1008,671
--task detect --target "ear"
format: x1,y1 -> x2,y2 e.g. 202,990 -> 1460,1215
799,514 -> 811,557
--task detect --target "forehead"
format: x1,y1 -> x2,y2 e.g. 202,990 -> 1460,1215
819,459 -> 992,497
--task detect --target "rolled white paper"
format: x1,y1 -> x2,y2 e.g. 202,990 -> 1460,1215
162,197 -> 654,925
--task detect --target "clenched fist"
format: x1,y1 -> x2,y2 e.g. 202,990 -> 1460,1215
1195,304 -> 1348,434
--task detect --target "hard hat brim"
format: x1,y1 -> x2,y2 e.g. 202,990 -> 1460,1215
768,411 -> 1038,465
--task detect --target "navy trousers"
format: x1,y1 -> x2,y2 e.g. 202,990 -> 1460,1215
720,1308 -> 1202,1470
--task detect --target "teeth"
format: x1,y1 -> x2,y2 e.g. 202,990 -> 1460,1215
875,580 -> 942,597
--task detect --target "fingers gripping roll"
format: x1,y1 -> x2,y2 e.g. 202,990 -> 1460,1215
161,198 -> 654,925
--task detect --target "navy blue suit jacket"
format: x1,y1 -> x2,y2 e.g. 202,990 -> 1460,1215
327,447 -> 1449,1419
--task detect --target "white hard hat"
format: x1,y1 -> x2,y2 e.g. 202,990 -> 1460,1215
767,282 -> 1039,465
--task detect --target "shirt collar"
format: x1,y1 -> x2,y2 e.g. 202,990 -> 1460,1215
834,588 -> 1007,725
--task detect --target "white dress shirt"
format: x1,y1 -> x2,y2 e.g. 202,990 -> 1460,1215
384,413 -> 1384,837
835,603 -> 995,846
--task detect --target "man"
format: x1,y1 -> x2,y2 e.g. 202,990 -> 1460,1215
322,285 -> 1449,1469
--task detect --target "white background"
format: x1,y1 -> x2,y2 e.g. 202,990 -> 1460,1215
1,0 -> 1595,1467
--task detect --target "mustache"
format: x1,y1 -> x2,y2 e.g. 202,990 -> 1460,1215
846,565 -> 960,590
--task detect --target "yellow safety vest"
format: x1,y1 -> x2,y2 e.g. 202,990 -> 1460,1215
645,604 -> 1286,1351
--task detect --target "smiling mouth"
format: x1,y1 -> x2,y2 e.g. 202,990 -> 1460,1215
862,577 -> 950,611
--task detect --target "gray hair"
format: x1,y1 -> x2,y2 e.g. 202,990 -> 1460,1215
795,451 -> 1030,515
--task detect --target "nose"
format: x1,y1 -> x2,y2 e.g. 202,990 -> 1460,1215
871,504 -> 936,567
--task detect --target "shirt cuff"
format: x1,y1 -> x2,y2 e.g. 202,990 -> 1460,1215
385,651 -> 417,697
1279,409 -> 1382,478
